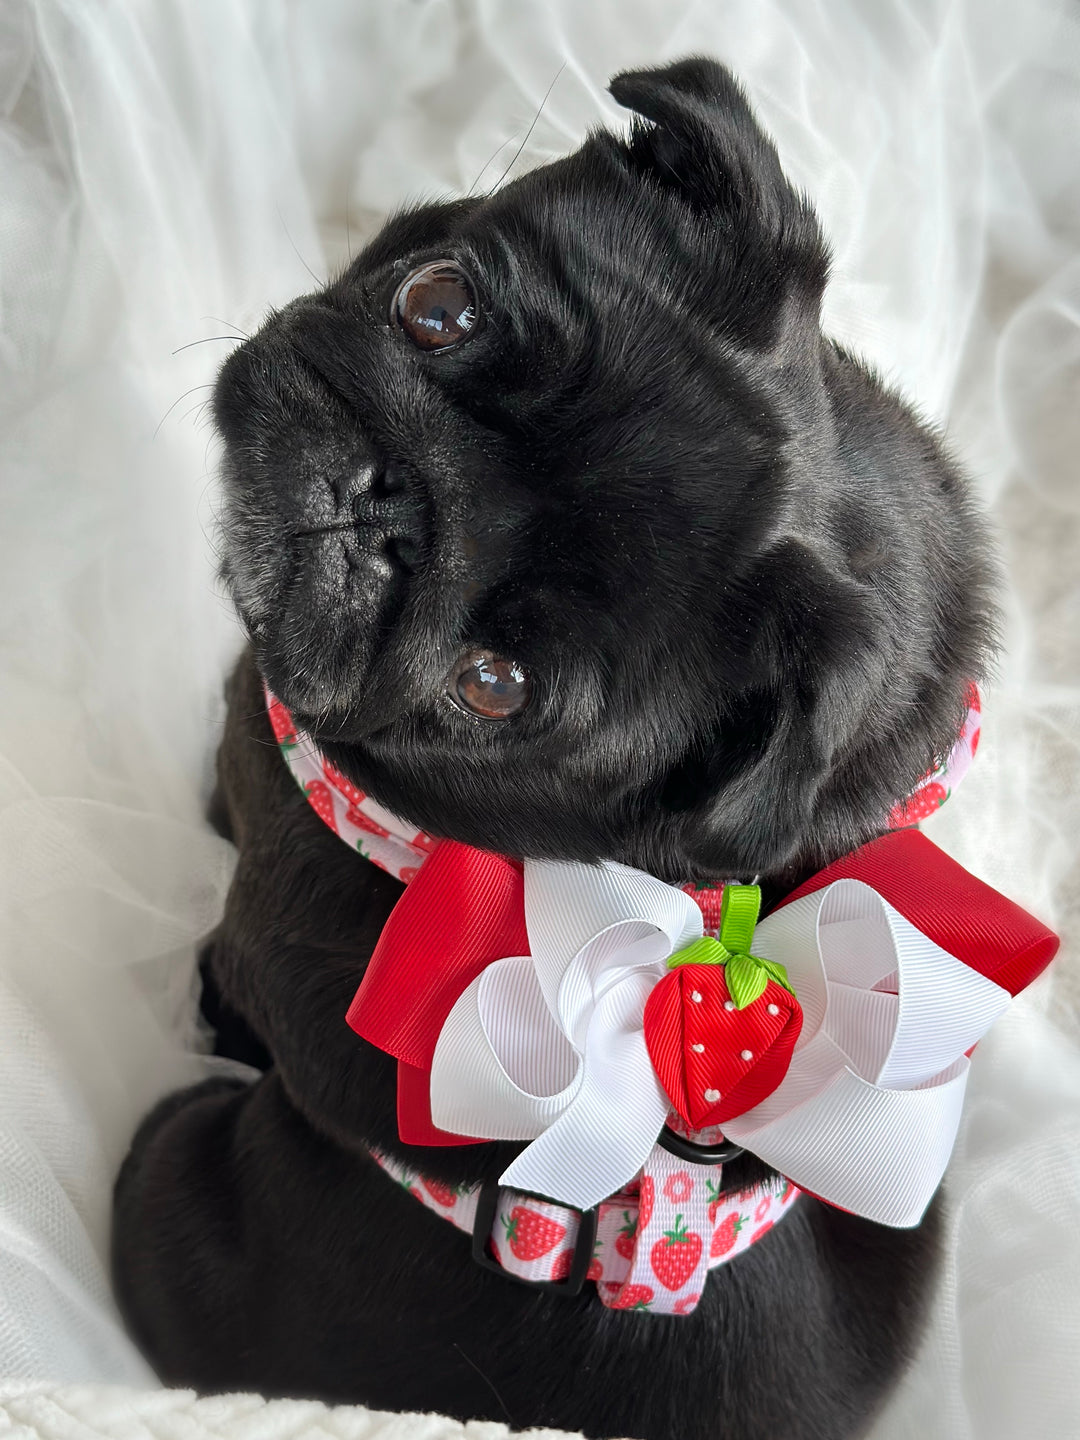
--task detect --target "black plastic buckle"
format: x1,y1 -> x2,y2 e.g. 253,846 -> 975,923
658,1126 -> 745,1166
471,1181 -> 599,1298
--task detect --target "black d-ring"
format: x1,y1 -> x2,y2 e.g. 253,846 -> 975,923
657,1126 -> 745,1166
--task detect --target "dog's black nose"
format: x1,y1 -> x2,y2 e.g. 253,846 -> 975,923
347,459 -> 426,573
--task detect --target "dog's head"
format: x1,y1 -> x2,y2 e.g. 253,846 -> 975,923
214,58 -> 993,881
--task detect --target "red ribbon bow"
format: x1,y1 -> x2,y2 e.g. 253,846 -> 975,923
346,829 -> 1059,1148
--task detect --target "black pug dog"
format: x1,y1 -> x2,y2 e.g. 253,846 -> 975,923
113,59 -> 996,1440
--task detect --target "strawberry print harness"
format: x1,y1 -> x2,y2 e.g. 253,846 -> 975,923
265,686 -> 1057,1314
371,1143 -> 799,1310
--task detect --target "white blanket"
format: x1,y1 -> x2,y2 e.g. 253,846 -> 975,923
1,2 -> 1077,1436
0,1384 -> 584,1439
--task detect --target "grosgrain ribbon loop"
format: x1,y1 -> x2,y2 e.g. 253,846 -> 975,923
717,883 -> 760,958
430,860 -> 704,1210
346,840 -> 530,1146
721,878 -> 1013,1226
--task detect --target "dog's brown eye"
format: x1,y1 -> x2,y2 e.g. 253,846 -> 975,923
393,262 -> 478,351
447,650 -> 530,720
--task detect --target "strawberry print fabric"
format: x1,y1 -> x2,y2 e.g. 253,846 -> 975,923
266,691 -> 438,882
371,1148 -> 800,1314
887,684 -> 982,828
594,1150 -> 799,1312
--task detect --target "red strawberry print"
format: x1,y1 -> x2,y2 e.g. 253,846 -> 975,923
755,1196 -> 771,1223
411,830 -> 439,854
650,1214 -> 704,1291
551,1250 -> 603,1283
673,1293 -> 701,1315
267,697 -> 297,747
964,682 -> 981,714
399,866 -> 420,884
615,1212 -> 638,1260
888,780 -> 949,829
501,1206 -> 567,1261
421,1177 -> 458,1208
322,758 -> 366,808
711,1210 -> 746,1258
607,1283 -> 654,1311
663,1170 -> 694,1204
780,1180 -> 796,1204
706,1178 -> 725,1225
303,780 -> 339,834
752,1221 -> 774,1243
637,1176 -> 655,1231
346,804 -> 391,839
970,726 -> 981,756
550,1249 -> 572,1282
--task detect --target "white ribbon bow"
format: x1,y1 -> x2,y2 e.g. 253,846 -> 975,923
430,861 -> 1011,1224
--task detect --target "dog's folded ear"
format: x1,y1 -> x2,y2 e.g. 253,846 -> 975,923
608,58 -> 827,293
660,538 -> 895,880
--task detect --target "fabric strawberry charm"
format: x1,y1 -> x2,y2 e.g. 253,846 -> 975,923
643,884 -> 802,1128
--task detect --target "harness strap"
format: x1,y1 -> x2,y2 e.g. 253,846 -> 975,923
372,1142 -> 800,1313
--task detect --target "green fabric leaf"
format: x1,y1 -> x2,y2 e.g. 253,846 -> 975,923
667,936 -> 730,969
758,957 -> 796,997
726,952 -> 769,1009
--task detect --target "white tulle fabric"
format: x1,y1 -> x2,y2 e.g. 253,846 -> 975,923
1,1 -> 1078,1436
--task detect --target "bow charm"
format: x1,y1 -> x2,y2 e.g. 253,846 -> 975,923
430,865 -> 1015,1223
349,829 -> 1058,1227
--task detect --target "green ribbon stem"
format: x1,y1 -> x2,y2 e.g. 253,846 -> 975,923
666,883 -> 796,1008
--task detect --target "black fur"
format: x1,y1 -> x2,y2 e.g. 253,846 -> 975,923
113,59 -> 994,1438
